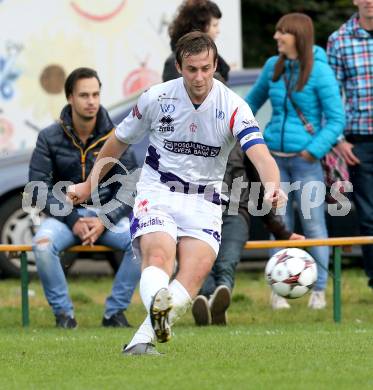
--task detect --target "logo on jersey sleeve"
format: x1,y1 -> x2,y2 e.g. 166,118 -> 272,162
241,119 -> 259,130
132,104 -> 142,119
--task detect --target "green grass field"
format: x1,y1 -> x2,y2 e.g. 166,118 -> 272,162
1,268 -> 373,390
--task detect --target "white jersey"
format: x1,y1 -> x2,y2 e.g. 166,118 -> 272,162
116,77 -> 264,205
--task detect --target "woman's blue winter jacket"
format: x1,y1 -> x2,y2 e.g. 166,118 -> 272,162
245,46 -> 345,159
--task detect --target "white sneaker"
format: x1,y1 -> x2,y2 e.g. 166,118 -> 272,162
271,292 -> 290,310
308,290 -> 326,310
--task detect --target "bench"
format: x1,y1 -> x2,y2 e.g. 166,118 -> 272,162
1,236 -> 373,326
0,244 -> 113,327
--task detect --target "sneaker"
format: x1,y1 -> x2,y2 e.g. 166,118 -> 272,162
271,292 -> 291,310
308,290 -> 326,310
209,285 -> 231,325
192,295 -> 211,326
150,288 -> 173,343
122,343 -> 161,356
55,313 -> 78,329
102,311 -> 131,328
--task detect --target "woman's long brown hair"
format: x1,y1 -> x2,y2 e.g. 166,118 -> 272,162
272,13 -> 314,91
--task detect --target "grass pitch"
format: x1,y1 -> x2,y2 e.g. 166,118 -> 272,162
1,268 -> 373,390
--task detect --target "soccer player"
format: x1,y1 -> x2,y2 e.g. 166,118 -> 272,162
67,32 -> 285,355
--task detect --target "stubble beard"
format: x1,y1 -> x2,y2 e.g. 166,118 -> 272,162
76,110 -> 97,122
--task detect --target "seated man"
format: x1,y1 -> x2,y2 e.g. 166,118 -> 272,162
28,67 -> 140,328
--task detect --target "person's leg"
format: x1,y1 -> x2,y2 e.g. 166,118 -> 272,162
99,218 -> 141,324
195,216 -> 241,327
198,213 -> 247,298
213,214 -> 249,290
125,193 -> 218,354
204,214 -> 248,325
32,218 -> 78,319
349,142 -> 373,287
194,214 -> 244,326
192,222 -> 228,326
269,156 -> 294,309
170,236 -> 217,326
124,231 -> 176,351
199,270 -> 217,298
290,156 -> 328,309
292,157 -> 329,292
270,155 -> 295,251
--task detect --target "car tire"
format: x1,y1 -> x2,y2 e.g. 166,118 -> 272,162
0,193 -> 75,278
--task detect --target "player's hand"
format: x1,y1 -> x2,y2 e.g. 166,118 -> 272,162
80,217 -> 105,246
264,188 -> 287,209
72,219 -> 90,241
66,181 -> 91,205
289,233 -> 305,240
335,141 -> 360,166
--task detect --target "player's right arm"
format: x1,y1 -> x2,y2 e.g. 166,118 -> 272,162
67,134 -> 129,204
67,90 -> 152,205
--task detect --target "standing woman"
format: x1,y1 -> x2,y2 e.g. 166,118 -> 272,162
246,13 -> 345,310
162,0 -> 230,82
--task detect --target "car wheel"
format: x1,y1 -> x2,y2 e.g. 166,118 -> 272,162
0,194 -> 75,278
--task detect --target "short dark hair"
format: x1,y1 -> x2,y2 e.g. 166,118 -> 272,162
64,67 -> 101,99
175,31 -> 218,68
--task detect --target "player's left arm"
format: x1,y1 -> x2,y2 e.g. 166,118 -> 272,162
245,144 -> 285,208
231,101 -> 285,208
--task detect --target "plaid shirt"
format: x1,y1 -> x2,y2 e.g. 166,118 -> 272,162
327,14 -> 373,136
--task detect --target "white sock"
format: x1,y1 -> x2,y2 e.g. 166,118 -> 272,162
140,265 -> 170,312
126,266 -> 170,350
126,315 -> 154,348
168,279 -> 192,326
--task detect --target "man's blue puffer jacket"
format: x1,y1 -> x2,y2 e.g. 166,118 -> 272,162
29,105 -> 138,229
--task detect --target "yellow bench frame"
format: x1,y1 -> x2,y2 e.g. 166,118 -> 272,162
1,236 -> 373,326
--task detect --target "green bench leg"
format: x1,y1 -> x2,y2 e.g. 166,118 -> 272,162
333,246 -> 342,323
20,251 -> 29,327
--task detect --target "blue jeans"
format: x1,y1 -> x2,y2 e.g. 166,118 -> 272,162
273,155 -> 329,291
32,209 -> 141,318
349,142 -> 373,283
200,214 -> 249,297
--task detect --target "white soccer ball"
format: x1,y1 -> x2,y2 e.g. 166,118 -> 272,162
265,248 -> 317,299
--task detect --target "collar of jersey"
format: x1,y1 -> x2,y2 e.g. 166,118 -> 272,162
180,77 -> 216,112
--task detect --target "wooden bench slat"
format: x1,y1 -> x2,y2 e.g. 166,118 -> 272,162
244,236 -> 373,250
0,244 -> 112,252
1,236 -> 372,253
